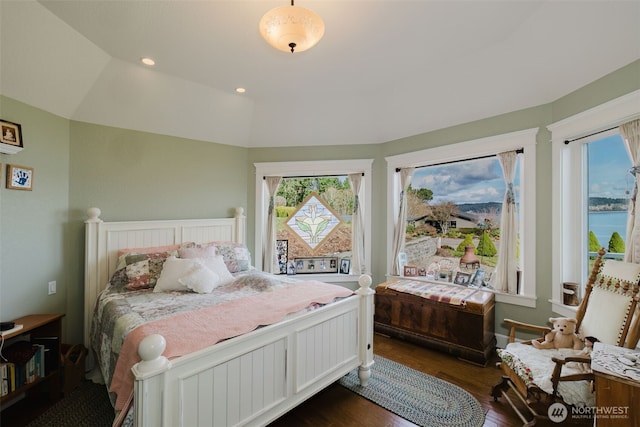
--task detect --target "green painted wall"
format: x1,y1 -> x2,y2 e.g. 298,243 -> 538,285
0,97 -> 70,329
0,60 -> 638,345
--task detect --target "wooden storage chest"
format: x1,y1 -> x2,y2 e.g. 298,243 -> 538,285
374,279 -> 496,365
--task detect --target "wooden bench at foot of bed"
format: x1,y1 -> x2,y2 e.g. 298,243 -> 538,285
374,279 -> 496,366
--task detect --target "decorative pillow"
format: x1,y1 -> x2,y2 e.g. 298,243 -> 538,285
116,248 -> 178,272
117,244 -> 180,257
121,250 -> 178,290
178,245 -> 234,286
178,245 -> 217,259
179,263 -> 221,294
210,241 -> 252,273
153,256 -> 200,293
199,255 -> 235,286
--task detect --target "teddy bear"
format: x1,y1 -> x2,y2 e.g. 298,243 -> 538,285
531,317 -> 583,350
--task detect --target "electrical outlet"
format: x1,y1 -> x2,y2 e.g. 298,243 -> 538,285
48,280 -> 57,295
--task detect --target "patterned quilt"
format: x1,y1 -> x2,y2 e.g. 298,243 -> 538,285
90,270 -> 348,415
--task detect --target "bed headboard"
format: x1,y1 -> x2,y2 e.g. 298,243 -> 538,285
83,207 -> 246,347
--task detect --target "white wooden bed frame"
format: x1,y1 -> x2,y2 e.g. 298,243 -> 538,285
84,207 -> 374,427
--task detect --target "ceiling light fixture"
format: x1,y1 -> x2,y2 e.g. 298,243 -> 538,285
140,57 -> 156,66
259,0 -> 325,53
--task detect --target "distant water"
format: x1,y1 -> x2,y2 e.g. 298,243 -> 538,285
589,211 -> 628,247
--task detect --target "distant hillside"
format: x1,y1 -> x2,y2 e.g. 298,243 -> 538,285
589,197 -> 628,211
457,202 -> 502,217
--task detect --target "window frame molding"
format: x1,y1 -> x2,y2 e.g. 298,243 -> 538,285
254,159 -> 373,282
385,128 -> 539,307
548,89 -> 640,317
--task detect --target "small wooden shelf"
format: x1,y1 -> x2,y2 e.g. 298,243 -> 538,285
0,314 -> 64,408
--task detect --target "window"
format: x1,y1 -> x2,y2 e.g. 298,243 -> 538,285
588,135 -> 630,260
254,159 -> 373,281
549,90 -> 640,317
403,155 -> 522,288
386,128 -> 538,307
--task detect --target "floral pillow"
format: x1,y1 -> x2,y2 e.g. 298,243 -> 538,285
210,241 -> 252,273
119,250 -> 178,290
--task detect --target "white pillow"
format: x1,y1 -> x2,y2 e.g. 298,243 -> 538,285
153,256 -> 199,292
179,263 -> 221,294
200,255 -> 235,286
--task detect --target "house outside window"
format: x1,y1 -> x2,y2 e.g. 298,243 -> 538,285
386,128 -> 538,307
254,159 -> 373,282
549,90 -> 640,317
402,155 -> 522,289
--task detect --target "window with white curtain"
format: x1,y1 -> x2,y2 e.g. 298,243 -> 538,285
254,159 -> 372,282
386,128 -> 538,307
548,90 -> 640,317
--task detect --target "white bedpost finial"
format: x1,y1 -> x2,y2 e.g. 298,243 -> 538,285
86,207 -> 102,223
235,207 -> 245,217
136,334 -> 170,375
358,274 -> 372,290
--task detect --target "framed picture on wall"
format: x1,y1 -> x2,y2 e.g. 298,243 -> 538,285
6,164 -> 33,191
0,120 -> 22,148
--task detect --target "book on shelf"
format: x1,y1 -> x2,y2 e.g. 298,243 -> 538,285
32,336 -> 59,376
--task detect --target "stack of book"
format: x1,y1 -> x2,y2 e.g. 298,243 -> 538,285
1,336 -> 58,396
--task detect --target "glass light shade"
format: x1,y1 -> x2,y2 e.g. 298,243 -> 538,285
259,4 -> 325,53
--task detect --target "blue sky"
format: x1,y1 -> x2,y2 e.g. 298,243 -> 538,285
411,134 -> 631,205
411,156 -> 518,205
588,134 -> 631,199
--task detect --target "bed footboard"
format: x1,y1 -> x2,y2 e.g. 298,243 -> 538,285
132,275 -> 374,427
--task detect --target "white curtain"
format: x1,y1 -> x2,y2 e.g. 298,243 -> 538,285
391,167 -> 414,276
263,176 -> 282,273
348,173 -> 365,274
622,119 -> 640,263
493,151 -> 519,293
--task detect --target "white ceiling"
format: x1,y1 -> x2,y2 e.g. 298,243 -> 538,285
1,1 -> 639,148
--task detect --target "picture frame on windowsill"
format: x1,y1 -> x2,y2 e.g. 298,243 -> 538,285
294,256 -> 339,274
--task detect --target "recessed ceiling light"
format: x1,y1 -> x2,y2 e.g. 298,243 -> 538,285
236,87 -> 246,94
141,57 -> 156,66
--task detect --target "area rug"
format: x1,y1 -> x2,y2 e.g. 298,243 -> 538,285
26,380 -> 112,427
339,355 -> 485,427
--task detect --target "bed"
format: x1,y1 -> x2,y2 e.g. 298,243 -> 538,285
84,207 -> 374,427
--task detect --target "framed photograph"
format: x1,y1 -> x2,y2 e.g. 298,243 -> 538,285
439,271 -> 452,282
0,120 -> 23,148
454,271 -> 472,286
397,252 -> 407,275
286,260 -> 296,275
6,164 -> 33,191
339,258 -> 351,275
294,257 -> 339,274
418,267 -> 427,277
470,269 -> 486,287
403,265 -> 418,277
276,240 -> 288,274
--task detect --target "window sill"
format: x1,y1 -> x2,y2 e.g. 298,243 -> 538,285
277,273 -> 361,283
384,274 -> 537,308
550,299 -> 579,318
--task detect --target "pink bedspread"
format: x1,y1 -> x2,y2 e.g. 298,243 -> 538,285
110,281 -> 353,411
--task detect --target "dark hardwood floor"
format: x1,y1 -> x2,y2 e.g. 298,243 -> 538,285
269,333 -> 548,427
